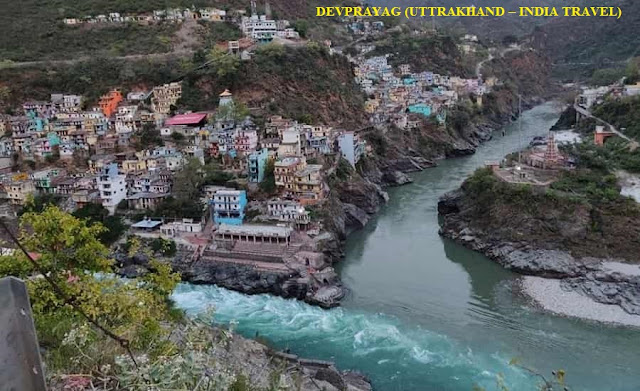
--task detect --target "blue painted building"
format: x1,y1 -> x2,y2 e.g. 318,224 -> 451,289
211,189 -> 247,226
403,77 -> 417,86
47,132 -> 60,147
408,103 -> 432,117
247,148 -> 269,183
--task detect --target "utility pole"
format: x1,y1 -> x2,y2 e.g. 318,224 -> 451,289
518,94 -> 522,166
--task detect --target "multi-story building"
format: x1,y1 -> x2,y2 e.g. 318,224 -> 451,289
277,128 -> 302,158
211,189 -> 247,226
114,105 -> 139,134
234,129 -> 258,155
151,82 -> 182,114
337,131 -> 366,167
267,199 -> 310,226
50,94 -> 83,113
6,179 -> 36,206
98,90 -> 123,118
241,15 -> 277,41
275,156 -> 306,192
293,164 -> 324,205
184,145 -> 206,165
199,7 -> 226,21
247,148 -> 269,183
98,163 -> 127,214
126,192 -> 169,210
30,168 -> 65,194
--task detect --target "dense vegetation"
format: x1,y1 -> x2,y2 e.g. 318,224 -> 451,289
0,206 -> 298,390
366,29 -> 477,77
0,56 -> 184,110
0,0 -> 350,62
0,43 -> 367,126
0,207 -> 181,382
73,203 -> 128,245
460,161 -> 640,260
1,23 -> 178,62
593,95 -> 640,139
178,43 -> 367,126
530,0 -> 640,79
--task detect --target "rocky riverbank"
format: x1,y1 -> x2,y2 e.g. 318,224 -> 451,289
438,184 -> 640,326
204,325 -> 372,391
115,249 -> 346,308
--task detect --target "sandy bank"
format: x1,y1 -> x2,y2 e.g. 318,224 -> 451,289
521,276 -> 640,328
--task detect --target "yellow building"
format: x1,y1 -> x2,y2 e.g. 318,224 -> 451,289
122,159 -> 147,173
7,180 -> 36,205
275,156 -> 306,192
365,99 -> 380,114
294,164 -> 325,205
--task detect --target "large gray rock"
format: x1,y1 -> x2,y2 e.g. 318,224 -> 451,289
382,170 -> 413,186
343,203 -> 370,230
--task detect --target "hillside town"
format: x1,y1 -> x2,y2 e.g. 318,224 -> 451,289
0,19 -> 504,307
62,0 -> 301,41
0,69 -> 371,304
346,34 -> 488,131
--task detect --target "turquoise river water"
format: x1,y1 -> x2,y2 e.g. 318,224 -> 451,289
172,103 -> 640,390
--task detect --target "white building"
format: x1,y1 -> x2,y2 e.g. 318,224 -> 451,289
127,91 -> 148,101
160,219 -> 203,237
337,132 -> 366,167
98,163 -> 127,214
115,105 -> 139,134
277,128 -> 302,157
164,153 -> 184,171
267,199 -> 310,226
241,15 -> 277,41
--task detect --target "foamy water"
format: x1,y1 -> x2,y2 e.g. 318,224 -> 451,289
172,284 -> 537,390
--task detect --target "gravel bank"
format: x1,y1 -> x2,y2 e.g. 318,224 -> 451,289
521,276 -> 640,328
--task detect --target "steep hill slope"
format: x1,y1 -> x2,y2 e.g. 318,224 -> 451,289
179,44 -> 367,127
365,30 -> 477,77
0,0 -> 353,62
528,0 -> 638,78
0,44 -> 366,128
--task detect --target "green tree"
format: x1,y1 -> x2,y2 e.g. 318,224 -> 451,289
173,158 -> 204,201
259,159 -> 276,194
133,123 -> 164,151
292,19 -> 309,38
20,193 -> 63,215
150,237 -> 177,257
207,47 -> 240,78
73,203 -> 127,245
170,131 -> 185,143
216,100 -> 250,122
0,206 -> 180,373
626,58 -> 640,84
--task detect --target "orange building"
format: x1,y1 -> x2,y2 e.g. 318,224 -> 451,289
98,90 -> 123,118
594,125 -> 616,146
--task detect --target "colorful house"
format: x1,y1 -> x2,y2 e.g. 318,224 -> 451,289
211,189 -> 247,226
408,103 -> 432,117
403,77 -> 417,86
247,148 -> 269,183
98,90 -> 123,118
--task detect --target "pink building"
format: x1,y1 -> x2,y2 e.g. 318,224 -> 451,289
234,129 -> 258,155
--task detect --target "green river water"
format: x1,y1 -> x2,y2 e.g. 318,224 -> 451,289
173,103 -> 640,390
